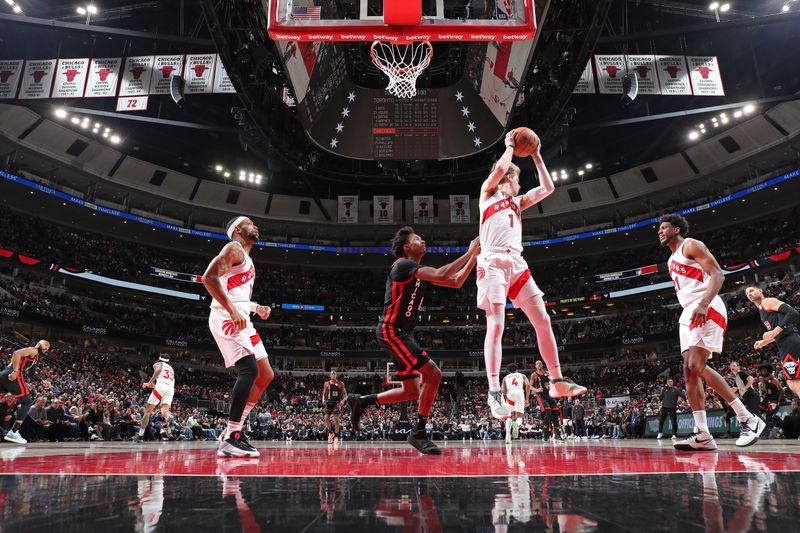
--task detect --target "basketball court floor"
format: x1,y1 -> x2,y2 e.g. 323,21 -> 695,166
1,440 -> 798,530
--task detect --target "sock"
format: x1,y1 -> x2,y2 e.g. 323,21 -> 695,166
225,421 -> 243,439
360,394 -> 379,407
693,411 -> 709,434
505,418 -> 512,436
513,418 -> 522,430
415,415 -> 428,432
240,402 -> 256,425
484,303 -> 505,391
728,398 -> 753,421
518,296 -> 562,379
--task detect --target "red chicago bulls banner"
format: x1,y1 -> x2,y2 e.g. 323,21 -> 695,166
0,59 -> 24,99
120,56 -> 155,97
18,59 -> 57,99
449,194 -> 471,224
594,55 -> 626,94
338,195 -> 358,224
52,58 -> 90,98
413,195 -> 435,224
149,55 -> 184,95
625,55 -> 659,95
687,56 -> 725,96
85,57 -> 122,97
655,55 -> 692,95
213,58 -> 236,93
373,195 -> 394,224
184,54 -> 216,94
572,61 -> 595,94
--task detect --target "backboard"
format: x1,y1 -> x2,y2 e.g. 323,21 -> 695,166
266,0 -> 536,42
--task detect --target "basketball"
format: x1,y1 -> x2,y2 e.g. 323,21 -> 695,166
512,127 -> 540,157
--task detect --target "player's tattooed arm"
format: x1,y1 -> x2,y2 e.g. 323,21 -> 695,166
202,242 -> 248,331
481,131 -> 516,199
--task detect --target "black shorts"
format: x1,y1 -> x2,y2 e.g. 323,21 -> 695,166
0,367 -> 29,398
535,391 -> 557,411
779,335 -> 800,380
376,324 -> 429,381
325,401 -> 341,415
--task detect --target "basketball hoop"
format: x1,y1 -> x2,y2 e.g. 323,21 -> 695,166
370,40 -> 433,99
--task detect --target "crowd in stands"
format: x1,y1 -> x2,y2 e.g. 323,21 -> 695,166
1,205 -> 799,307
2,331 -> 796,444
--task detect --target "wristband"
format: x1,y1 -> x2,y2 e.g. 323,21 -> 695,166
250,302 -> 259,313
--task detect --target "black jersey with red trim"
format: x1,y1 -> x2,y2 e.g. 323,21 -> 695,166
531,371 -> 550,393
378,258 -> 426,332
325,380 -> 343,402
759,305 -> 799,348
4,352 -> 41,382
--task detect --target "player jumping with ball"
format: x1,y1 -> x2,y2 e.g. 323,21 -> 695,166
479,130 -> 586,420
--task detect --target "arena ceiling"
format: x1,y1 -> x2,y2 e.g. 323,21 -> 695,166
0,0 -> 798,200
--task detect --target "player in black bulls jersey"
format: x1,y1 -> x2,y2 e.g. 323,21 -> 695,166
0,340 -> 51,444
322,370 -> 346,443
531,361 -> 558,440
746,286 -> 800,398
348,227 -> 480,454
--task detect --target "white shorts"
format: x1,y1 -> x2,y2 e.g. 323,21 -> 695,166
476,251 -> 543,310
147,383 -> 174,406
209,304 -> 269,368
678,300 -> 727,354
506,388 -> 526,414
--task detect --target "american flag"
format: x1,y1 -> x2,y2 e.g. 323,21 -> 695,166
291,6 -> 321,20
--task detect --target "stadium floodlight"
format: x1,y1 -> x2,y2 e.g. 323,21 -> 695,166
743,104 -> 755,114
578,170 -> 585,176
709,2 -> 719,9
585,163 -> 593,169
734,111 -> 742,118
688,131 -> 700,140
215,165 -> 223,172
13,4 -> 21,12
54,108 -> 68,119
77,4 -> 98,24
110,135 -> 120,144
719,3 -> 730,12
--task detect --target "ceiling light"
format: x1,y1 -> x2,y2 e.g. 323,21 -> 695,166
733,111 -> 742,118
239,174 -> 246,181
92,128 -> 99,133
248,176 -> 254,183
688,131 -> 699,140
709,2 -> 719,9
12,4 -> 20,13
104,127 -> 110,133
578,170 -> 585,176
110,135 -> 120,144
94,122 -> 101,128
249,172 -> 255,179
4,0 -> 14,6
719,3 -> 730,12
223,171 -> 230,178
102,132 -> 109,138
711,116 -> 718,122
87,5 -> 98,15
80,122 -> 89,129
215,165 -> 223,172
585,163 -> 593,169
720,116 -> 729,124
552,176 -> 559,182
77,6 -> 87,15
54,108 -> 67,119
743,104 -> 755,114
782,4 -> 790,12
720,113 -> 727,119
256,174 -> 262,180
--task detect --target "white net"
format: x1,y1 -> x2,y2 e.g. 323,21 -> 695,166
370,40 -> 433,99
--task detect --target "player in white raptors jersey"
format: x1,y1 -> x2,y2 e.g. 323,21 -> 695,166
138,354 -> 176,440
659,214 -> 764,450
203,216 -> 275,458
479,131 -> 586,420
501,363 -> 530,442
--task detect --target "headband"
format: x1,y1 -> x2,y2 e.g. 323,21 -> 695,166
226,216 -> 248,240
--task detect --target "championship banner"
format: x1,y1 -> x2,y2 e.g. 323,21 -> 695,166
212,56 -> 236,93
687,56 -> 725,96
119,56 -> 155,97
149,55 -> 184,95
449,194 -> 470,223
338,195 -> 358,223
572,61 -> 595,94
625,55 -> 659,95
52,58 -> 89,98
374,195 -> 394,224
594,55 -> 626,94
85,57 -> 122,97
655,55 -> 692,95
184,54 -> 216,94
413,195 -> 435,224
18,59 -> 57,100
0,60 -> 24,99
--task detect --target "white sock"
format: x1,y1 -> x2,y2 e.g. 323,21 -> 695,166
728,397 -> 753,421
225,421 -> 243,439
505,418 -> 512,436
513,418 -> 522,430
692,411 -> 709,434
240,402 -> 256,425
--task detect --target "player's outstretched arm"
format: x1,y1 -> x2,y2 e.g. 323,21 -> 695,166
415,238 -> 480,288
481,131 -> 516,199
519,151 -> 555,212
202,242 -> 248,330
683,238 -> 724,327
758,297 -> 798,346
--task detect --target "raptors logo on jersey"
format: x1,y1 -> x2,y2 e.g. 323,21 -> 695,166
479,191 -> 523,253
211,252 -> 255,310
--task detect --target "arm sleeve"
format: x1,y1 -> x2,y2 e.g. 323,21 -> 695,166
777,303 -> 799,329
390,259 -> 420,282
